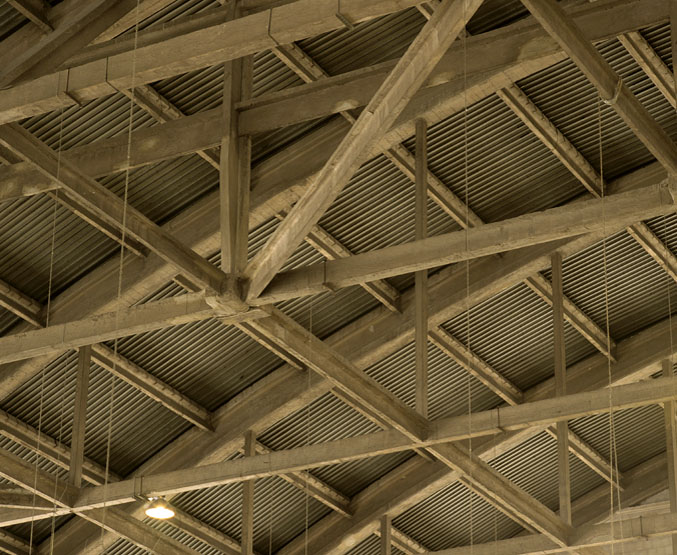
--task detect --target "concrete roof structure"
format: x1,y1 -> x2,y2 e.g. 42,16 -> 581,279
1,0 -> 677,553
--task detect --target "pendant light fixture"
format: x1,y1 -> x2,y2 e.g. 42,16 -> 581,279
145,497 -> 175,519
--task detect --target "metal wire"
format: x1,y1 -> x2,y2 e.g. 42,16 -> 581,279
598,89 -> 625,555
100,0 -> 141,542
461,0 -> 475,549
28,69 -> 65,553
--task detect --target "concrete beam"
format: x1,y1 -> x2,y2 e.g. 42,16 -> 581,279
244,0 -> 486,299
0,293 -> 261,364
257,182 -> 677,303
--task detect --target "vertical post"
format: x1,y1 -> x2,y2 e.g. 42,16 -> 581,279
220,0 -> 251,279
663,359 -> 677,553
241,430 -> 255,555
415,118 -> 428,418
551,252 -> 571,525
672,0 -> 677,102
69,344 -> 91,487
380,514 -> 392,555
672,0 -> 677,186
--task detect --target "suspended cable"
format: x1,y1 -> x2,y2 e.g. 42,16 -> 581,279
461,0 -> 475,549
100,0 -> 141,543
28,70 -> 66,553
598,87 -> 624,554
46,103 -> 72,550
47,315 -> 71,552
304,296 -> 313,555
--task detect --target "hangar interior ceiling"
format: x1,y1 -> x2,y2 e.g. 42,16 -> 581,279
0,0 -> 677,553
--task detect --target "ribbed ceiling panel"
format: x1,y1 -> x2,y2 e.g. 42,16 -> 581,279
394,480 -> 522,551
298,8 -> 424,77
516,30 -> 677,182
259,391 -> 411,499
442,282 -> 596,393
545,229 -> 677,341
490,430 -> 606,510
347,535 -> 407,555
410,94 -> 584,226
569,403 -> 666,473
2,351 -> 190,476
0,0 -> 26,40
173,475 -> 329,553
1,2 -> 676,553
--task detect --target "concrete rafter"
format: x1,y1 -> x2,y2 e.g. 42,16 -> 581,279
18,160 -> 668,555
0,270 -> 263,551
619,30 -> 676,109
417,4 -> 617,362
0,447 -> 198,554
0,278 -> 215,431
52,377 -> 677,508
0,3 -> 672,552
496,81 -> 677,315
4,0 -> 52,33
520,0 -> 677,175
0,0 -> 138,88
0,293 -> 263,365
244,0 -> 487,300
429,327 -> 622,489
234,0 -> 661,142
258,182 -> 677,303
0,124 -> 249,306
277,310 -> 677,554
118,77 -> 402,313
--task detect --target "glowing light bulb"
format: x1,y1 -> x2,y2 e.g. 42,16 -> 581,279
145,498 -> 175,519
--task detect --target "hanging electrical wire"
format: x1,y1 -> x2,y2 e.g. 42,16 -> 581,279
28,87 -> 64,554
598,84 -> 625,555
304,296 -> 313,555
100,0 -> 142,544
47,309 -> 71,551
461,0 -> 475,549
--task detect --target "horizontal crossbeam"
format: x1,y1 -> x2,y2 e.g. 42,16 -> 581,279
257,182 -> 677,303
67,377 -> 677,511
0,294 -> 264,364
431,511 -> 677,554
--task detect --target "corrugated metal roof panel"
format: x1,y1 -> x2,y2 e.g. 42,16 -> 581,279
0,153 -> 218,312
117,0 -> 219,37
416,94 -> 584,225
299,8 -> 424,77
2,3 -> 677,553
490,430 -> 606,510
642,23 -> 672,66
111,319 -> 281,411
172,475 -> 330,553
394,480 -> 522,551
0,195 -> 117,306
317,154 -> 458,259
569,403 -> 666,473
545,228 -> 677,342
1,351 -> 191,477
366,339 -> 503,420
348,535 -> 407,555
442,282 -> 597,393
516,31 -> 677,182
22,92 -> 156,151
0,1 -> 26,41
0,307 -> 20,336
258,391 -> 411,498
153,51 -> 302,111
467,0 -> 530,34
0,436 -> 73,544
